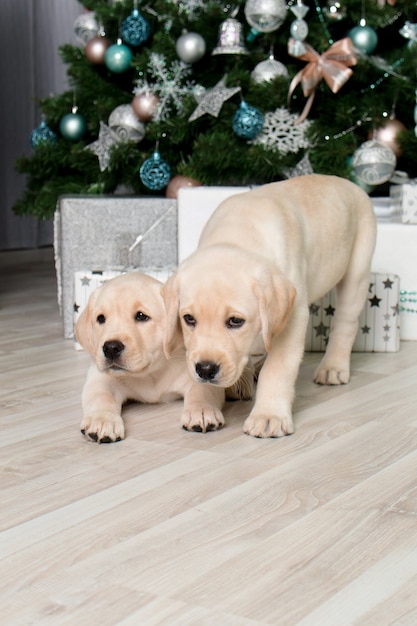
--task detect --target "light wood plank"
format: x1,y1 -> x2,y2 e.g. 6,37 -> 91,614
1,248 -> 417,625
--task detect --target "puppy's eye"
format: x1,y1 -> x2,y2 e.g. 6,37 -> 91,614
96,314 -> 106,324
135,311 -> 150,322
183,314 -> 196,327
226,317 -> 245,329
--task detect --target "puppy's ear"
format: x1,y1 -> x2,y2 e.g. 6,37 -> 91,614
253,272 -> 296,351
75,288 -> 100,355
161,274 -> 183,358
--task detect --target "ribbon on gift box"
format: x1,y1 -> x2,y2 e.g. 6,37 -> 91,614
287,37 -> 357,124
129,204 -> 176,254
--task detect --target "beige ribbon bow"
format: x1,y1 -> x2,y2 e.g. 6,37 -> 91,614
288,37 -> 358,124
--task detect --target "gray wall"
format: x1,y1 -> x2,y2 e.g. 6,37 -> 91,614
0,0 -> 82,250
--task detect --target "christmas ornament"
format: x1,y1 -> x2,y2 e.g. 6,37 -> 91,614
108,104 -> 146,143
134,53 -> 194,121
351,139 -> 396,185
288,38 -> 357,123
132,92 -> 160,122
165,175 -> 202,199
371,117 -> 406,158
176,31 -> 206,63
282,152 -> 314,178
140,149 -> 171,190
244,0 -> 287,36
85,35 -> 110,64
73,12 -> 99,46
288,0 -> 310,58
249,107 -> 311,154
212,17 -> 248,55
120,5 -> 151,47
189,77 -> 241,121
348,22 -> 378,55
30,119 -> 57,148
399,22 -> 417,48
232,101 -> 264,140
59,108 -> 87,141
323,1 -> 346,21
251,53 -> 288,83
85,121 -> 120,171
105,39 -> 133,73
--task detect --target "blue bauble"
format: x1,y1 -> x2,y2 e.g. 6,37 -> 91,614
140,151 -> 171,190
105,41 -> 133,73
30,120 -> 57,148
348,24 -> 378,55
121,9 -> 150,47
232,101 -> 264,140
59,112 -> 87,141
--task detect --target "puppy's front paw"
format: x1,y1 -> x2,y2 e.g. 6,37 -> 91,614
181,403 -> 225,433
80,412 -> 125,443
314,362 -> 350,385
243,413 -> 294,438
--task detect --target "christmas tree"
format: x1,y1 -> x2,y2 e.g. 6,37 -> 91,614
14,0 -> 417,220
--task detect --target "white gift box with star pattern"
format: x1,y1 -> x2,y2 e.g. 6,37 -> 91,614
305,273 -> 400,352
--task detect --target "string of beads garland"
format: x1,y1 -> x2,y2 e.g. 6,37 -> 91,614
400,290 -> 417,314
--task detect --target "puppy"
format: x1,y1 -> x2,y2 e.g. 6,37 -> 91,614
75,272 -> 228,442
163,174 -> 377,438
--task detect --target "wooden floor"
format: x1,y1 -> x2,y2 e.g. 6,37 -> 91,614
1,248 -> 417,626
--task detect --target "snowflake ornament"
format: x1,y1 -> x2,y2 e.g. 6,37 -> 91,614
133,53 -> 196,121
249,107 -> 311,154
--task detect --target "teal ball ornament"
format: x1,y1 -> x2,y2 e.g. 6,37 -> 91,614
140,151 -> 171,191
232,101 -> 264,140
59,111 -> 87,141
121,9 -> 150,47
105,41 -> 133,73
30,120 -> 57,148
348,24 -> 378,55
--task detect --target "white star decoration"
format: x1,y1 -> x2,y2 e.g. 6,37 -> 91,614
85,121 -> 120,171
188,77 -> 241,121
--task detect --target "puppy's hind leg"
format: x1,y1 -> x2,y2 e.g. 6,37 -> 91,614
314,269 -> 370,386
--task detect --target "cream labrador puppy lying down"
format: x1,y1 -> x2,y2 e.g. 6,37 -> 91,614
76,272 -> 251,443
163,174 -> 377,438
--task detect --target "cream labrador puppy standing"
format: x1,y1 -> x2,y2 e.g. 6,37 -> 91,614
163,174 -> 377,438
76,272 -> 227,442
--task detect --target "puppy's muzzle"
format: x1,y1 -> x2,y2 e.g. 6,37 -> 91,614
195,360 -> 220,382
103,340 -> 124,361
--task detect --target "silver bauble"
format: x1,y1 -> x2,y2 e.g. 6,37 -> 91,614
73,12 -> 100,46
108,105 -> 146,143
352,139 -> 396,185
176,31 -> 206,64
251,56 -> 288,83
244,0 -> 287,33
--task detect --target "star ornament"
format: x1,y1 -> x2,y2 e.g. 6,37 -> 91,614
85,121 -> 120,171
188,77 -> 241,121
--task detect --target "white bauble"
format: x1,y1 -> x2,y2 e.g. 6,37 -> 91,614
108,105 -> 146,143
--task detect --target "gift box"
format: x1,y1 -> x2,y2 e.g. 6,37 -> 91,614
305,273 -> 400,353
73,268 -> 174,349
390,184 -> 417,224
54,196 -> 177,339
372,219 -> 417,340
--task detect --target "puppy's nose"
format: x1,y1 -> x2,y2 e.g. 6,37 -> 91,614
195,360 -> 220,382
103,340 -> 125,360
